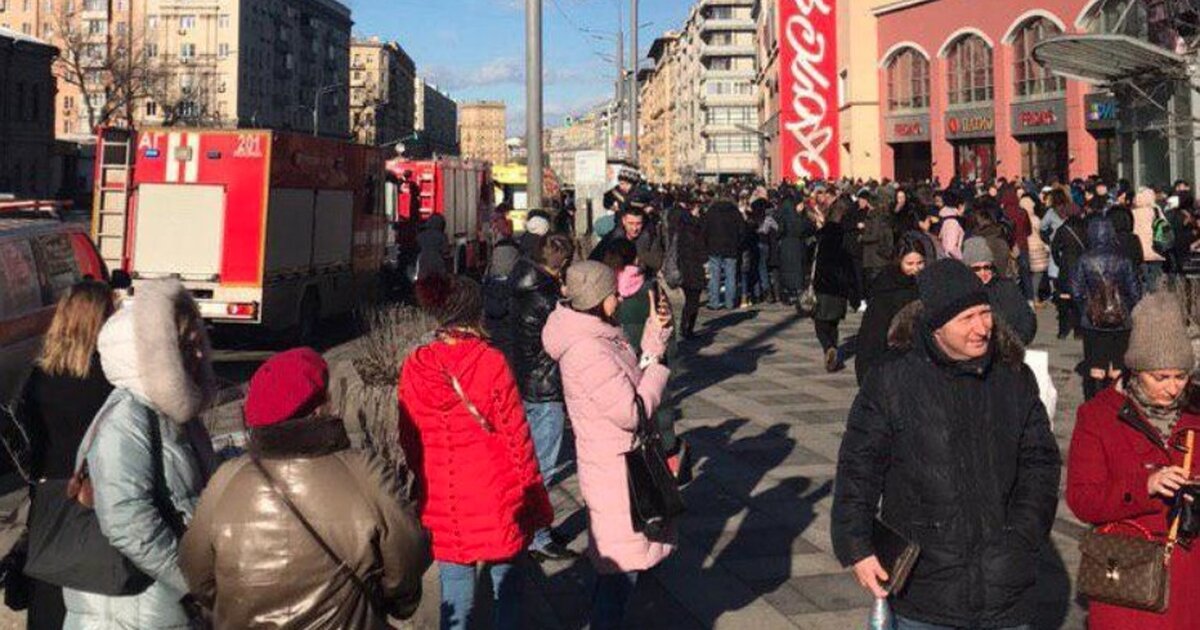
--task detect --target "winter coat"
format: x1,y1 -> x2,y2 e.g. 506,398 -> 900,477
860,210 -> 896,271
1066,386 -> 1200,630
21,356 -> 113,481
482,275 -> 513,355
1070,220 -> 1142,332
397,333 -> 552,565
854,266 -> 918,386
812,220 -> 856,301
831,322 -> 1061,628
988,278 -> 1037,346
590,225 -> 665,274
1107,206 -> 1146,268
64,281 -> 215,630
702,200 -> 746,258
505,260 -> 565,403
672,208 -> 707,291
542,305 -> 674,573
777,201 -> 814,292
1027,212 -> 1050,274
1133,203 -> 1165,263
939,209 -> 966,260
1005,205 -> 1033,253
1051,215 -> 1088,285
18,357 -> 113,630
415,215 -> 449,280
1039,208 -> 1066,279
975,223 -> 1012,277
180,416 -> 430,629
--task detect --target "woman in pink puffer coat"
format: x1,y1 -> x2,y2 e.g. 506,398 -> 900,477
542,261 -> 674,630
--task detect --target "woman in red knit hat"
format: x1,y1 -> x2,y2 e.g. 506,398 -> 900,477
398,274 -> 553,630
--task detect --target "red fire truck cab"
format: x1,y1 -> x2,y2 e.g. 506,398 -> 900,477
384,156 -> 493,275
93,128 -> 388,338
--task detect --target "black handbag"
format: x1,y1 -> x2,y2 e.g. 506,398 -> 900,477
625,394 -> 685,538
24,411 -> 182,596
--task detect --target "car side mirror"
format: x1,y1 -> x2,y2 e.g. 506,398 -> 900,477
109,269 -> 132,290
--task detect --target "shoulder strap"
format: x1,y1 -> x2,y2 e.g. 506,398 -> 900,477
1168,430 -> 1195,546
443,369 -> 494,433
250,455 -> 387,616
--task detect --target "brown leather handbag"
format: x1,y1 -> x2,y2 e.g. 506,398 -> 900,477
1077,430 -> 1194,612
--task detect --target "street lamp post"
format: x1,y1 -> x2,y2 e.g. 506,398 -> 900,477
526,0 -> 544,209
313,83 -> 344,137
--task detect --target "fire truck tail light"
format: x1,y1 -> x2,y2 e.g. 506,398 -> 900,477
226,303 -> 258,318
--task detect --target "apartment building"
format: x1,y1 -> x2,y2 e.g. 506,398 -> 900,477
411,77 -> 458,157
0,26 -> 57,196
667,0 -> 760,182
458,100 -> 507,165
0,0 -> 143,139
350,36 -> 415,145
639,32 -> 679,183
545,106 -> 607,187
140,0 -> 352,137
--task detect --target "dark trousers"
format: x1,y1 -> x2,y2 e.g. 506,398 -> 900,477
814,319 -> 840,352
1052,277 -> 1078,336
682,288 -> 702,336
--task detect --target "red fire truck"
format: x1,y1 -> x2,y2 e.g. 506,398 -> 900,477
383,156 -> 493,275
92,128 -> 389,339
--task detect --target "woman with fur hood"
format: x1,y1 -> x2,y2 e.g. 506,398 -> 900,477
63,280 -> 217,629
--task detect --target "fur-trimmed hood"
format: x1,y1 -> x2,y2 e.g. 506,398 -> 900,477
98,279 -> 215,423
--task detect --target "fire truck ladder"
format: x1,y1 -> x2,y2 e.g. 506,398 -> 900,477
91,128 -> 135,273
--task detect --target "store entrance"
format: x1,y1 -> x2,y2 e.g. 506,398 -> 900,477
953,141 -> 996,182
891,143 -> 932,183
1019,133 -> 1068,184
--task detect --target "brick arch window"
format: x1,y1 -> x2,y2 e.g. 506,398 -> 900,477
1013,17 -> 1066,97
886,48 -> 930,111
945,35 -> 994,106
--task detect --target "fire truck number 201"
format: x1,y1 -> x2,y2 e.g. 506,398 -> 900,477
234,134 -> 264,158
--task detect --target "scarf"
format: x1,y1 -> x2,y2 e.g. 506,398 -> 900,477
1127,377 -> 1186,437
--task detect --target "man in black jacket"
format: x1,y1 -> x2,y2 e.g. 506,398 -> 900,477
504,234 -> 579,562
831,259 -> 1060,629
703,198 -> 746,310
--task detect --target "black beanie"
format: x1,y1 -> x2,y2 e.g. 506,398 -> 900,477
917,259 -> 989,330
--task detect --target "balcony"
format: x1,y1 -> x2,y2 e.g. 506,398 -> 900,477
700,43 -> 756,58
700,18 -> 755,32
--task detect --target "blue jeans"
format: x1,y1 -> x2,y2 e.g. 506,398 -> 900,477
523,400 -> 565,550
757,242 -> 771,297
707,256 -> 737,309
591,571 -> 639,630
439,561 -> 521,630
894,615 -> 1030,630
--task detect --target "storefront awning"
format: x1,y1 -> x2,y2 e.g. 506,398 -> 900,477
1032,34 -> 1190,85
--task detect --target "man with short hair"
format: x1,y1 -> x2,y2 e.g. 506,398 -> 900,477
702,196 -> 746,310
832,259 -> 1060,630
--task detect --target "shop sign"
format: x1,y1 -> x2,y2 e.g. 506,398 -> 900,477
1085,93 -> 1119,131
1011,99 -> 1067,135
885,113 -> 931,143
945,107 -> 995,140
778,0 -> 840,181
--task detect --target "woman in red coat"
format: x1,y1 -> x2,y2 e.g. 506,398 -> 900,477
398,274 -> 553,630
1067,292 -> 1200,629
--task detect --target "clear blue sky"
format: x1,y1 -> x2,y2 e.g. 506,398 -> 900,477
342,0 -> 694,135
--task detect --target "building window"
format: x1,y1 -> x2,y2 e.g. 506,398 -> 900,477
1012,18 -> 1066,98
705,106 -> 756,125
145,43 -> 157,58
219,43 -> 230,58
945,34 -> 993,106
21,23 -> 30,34
886,47 -> 930,111
147,15 -> 159,30
838,68 -> 848,109
115,21 -> 126,36
145,101 -> 157,116
180,43 -> 195,58
708,57 -> 732,71
83,0 -> 103,10
219,14 -> 230,28
180,15 -> 196,29
706,134 -> 756,153
86,19 -> 104,35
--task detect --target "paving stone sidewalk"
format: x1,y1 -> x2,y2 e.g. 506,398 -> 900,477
403,303 -> 1090,629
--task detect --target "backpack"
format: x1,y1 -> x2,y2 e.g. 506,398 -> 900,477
1086,265 -> 1127,329
1152,207 -> 1176,257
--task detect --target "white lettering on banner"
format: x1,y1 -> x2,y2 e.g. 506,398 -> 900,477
780,0 -> 838,181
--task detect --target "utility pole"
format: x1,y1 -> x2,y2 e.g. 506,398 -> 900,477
526,0 -> 544,209
629,0 -> 639,165
614,26 -> 624,161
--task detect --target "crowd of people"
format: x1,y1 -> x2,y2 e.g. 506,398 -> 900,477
5,169 -> 1200,630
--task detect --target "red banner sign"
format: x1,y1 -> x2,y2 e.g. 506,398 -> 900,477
778,0 -> 840,181
893,122 -> 924,138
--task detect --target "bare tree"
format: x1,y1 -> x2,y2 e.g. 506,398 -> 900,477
144,62 -> 224,127
49,5 -> 166,131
